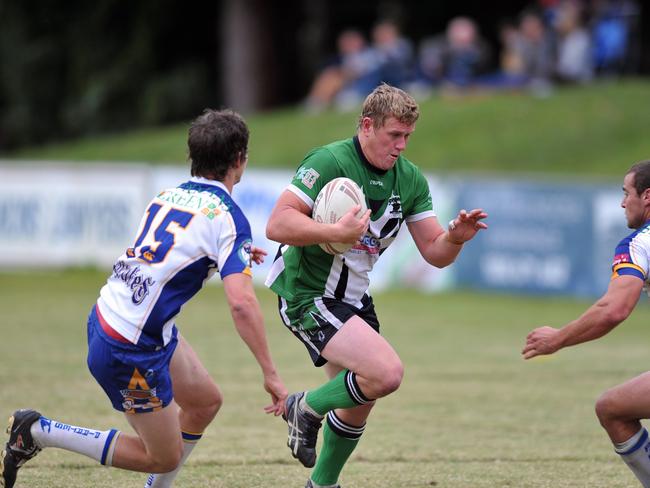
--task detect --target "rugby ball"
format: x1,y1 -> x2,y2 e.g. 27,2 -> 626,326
312,177 -> 368,255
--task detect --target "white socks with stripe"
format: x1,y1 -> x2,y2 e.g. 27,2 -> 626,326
144,431 -> 202,487
614,427 -> 650,487
30,415 -> 120,466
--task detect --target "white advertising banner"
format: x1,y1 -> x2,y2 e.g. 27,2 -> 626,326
0,162 -> 151,267
0,162 -> 452,292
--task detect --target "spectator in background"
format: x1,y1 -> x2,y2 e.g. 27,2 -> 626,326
516,10 -> 556,91
536,0 -> 563,27
591,0 -> 640,76
474,9 -> 557,95
553,1 -> 594,83
370,19 -> 415,89
304,29 -> 380,113
414,17 -> 491,92
498,19 -> 526,79
335,19 -> 415,110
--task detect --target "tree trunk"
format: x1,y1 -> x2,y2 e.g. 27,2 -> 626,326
220,0 -> 277,112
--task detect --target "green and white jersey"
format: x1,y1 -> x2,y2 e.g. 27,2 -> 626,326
265,136 -> 435,309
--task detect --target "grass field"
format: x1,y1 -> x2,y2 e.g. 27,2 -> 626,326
1,269 -> 649,487
8,81 -> 650,179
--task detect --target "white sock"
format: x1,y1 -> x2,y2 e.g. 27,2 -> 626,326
614,427 -> 650,487
30,415 -> 120,466
143,431 -> 201,487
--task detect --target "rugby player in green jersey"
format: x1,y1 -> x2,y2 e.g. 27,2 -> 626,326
265,83 -> 488,488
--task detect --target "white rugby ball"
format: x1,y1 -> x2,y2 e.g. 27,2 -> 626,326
312,177 -> 368,255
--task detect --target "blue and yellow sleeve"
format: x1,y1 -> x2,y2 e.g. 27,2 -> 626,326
219,205 -> 253,279
611,237 -> 647,281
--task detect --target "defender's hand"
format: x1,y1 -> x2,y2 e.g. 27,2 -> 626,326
250,245 -> 267,265
522,326 -> 562,359
262,372 -> 288,416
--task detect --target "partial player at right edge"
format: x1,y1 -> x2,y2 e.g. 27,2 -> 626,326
523,160 -> 650,487
265,83 -> 488,488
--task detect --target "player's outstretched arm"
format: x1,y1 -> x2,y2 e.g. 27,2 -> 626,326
266,190 -> 369,246
407,209 -> 488,268
522,275 -> 643,359
222,272 -> 288,415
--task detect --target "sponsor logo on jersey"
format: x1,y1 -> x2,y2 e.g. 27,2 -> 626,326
388,193 -> 402,217
613,253 -> 631,265
158,189 -> 205,210
201,202 -> 222,220
159,189 -> 230,217
296,167 -> 320,189
238,239 -> 253,267
112,261 -> 156,305
369,180 -> 383,187
352,235 -> 381,254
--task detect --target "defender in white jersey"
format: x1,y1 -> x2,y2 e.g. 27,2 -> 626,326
265,84 -> 488,488
1,109 -> 287,488
523,161 -> 650,487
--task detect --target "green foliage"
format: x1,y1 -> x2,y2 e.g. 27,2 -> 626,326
0,1 -> 217,149
9,81 -> 650,177
1,269 -> 648,486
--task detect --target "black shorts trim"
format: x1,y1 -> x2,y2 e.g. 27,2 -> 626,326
277,295 -> 380,367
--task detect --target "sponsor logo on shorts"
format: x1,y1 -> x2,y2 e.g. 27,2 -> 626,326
121,368 -> 163,413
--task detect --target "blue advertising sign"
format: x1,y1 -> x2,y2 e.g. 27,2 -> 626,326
453,178 -> 623,297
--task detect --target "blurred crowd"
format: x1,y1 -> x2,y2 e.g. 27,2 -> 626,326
304,0 -> 641,111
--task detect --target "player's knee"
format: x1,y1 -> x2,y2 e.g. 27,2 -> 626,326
196,388 -> 223,425
206,387 -> 223,418
373,361 -> 404,397
595,390 -> 620,425
148,446 -> 183,473
183,385 -> 223,427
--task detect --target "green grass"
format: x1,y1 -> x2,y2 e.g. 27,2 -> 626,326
7,80 -> 650,179
1,269 -> 649,487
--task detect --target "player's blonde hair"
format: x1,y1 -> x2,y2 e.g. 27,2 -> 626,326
358,83 -> 419,129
